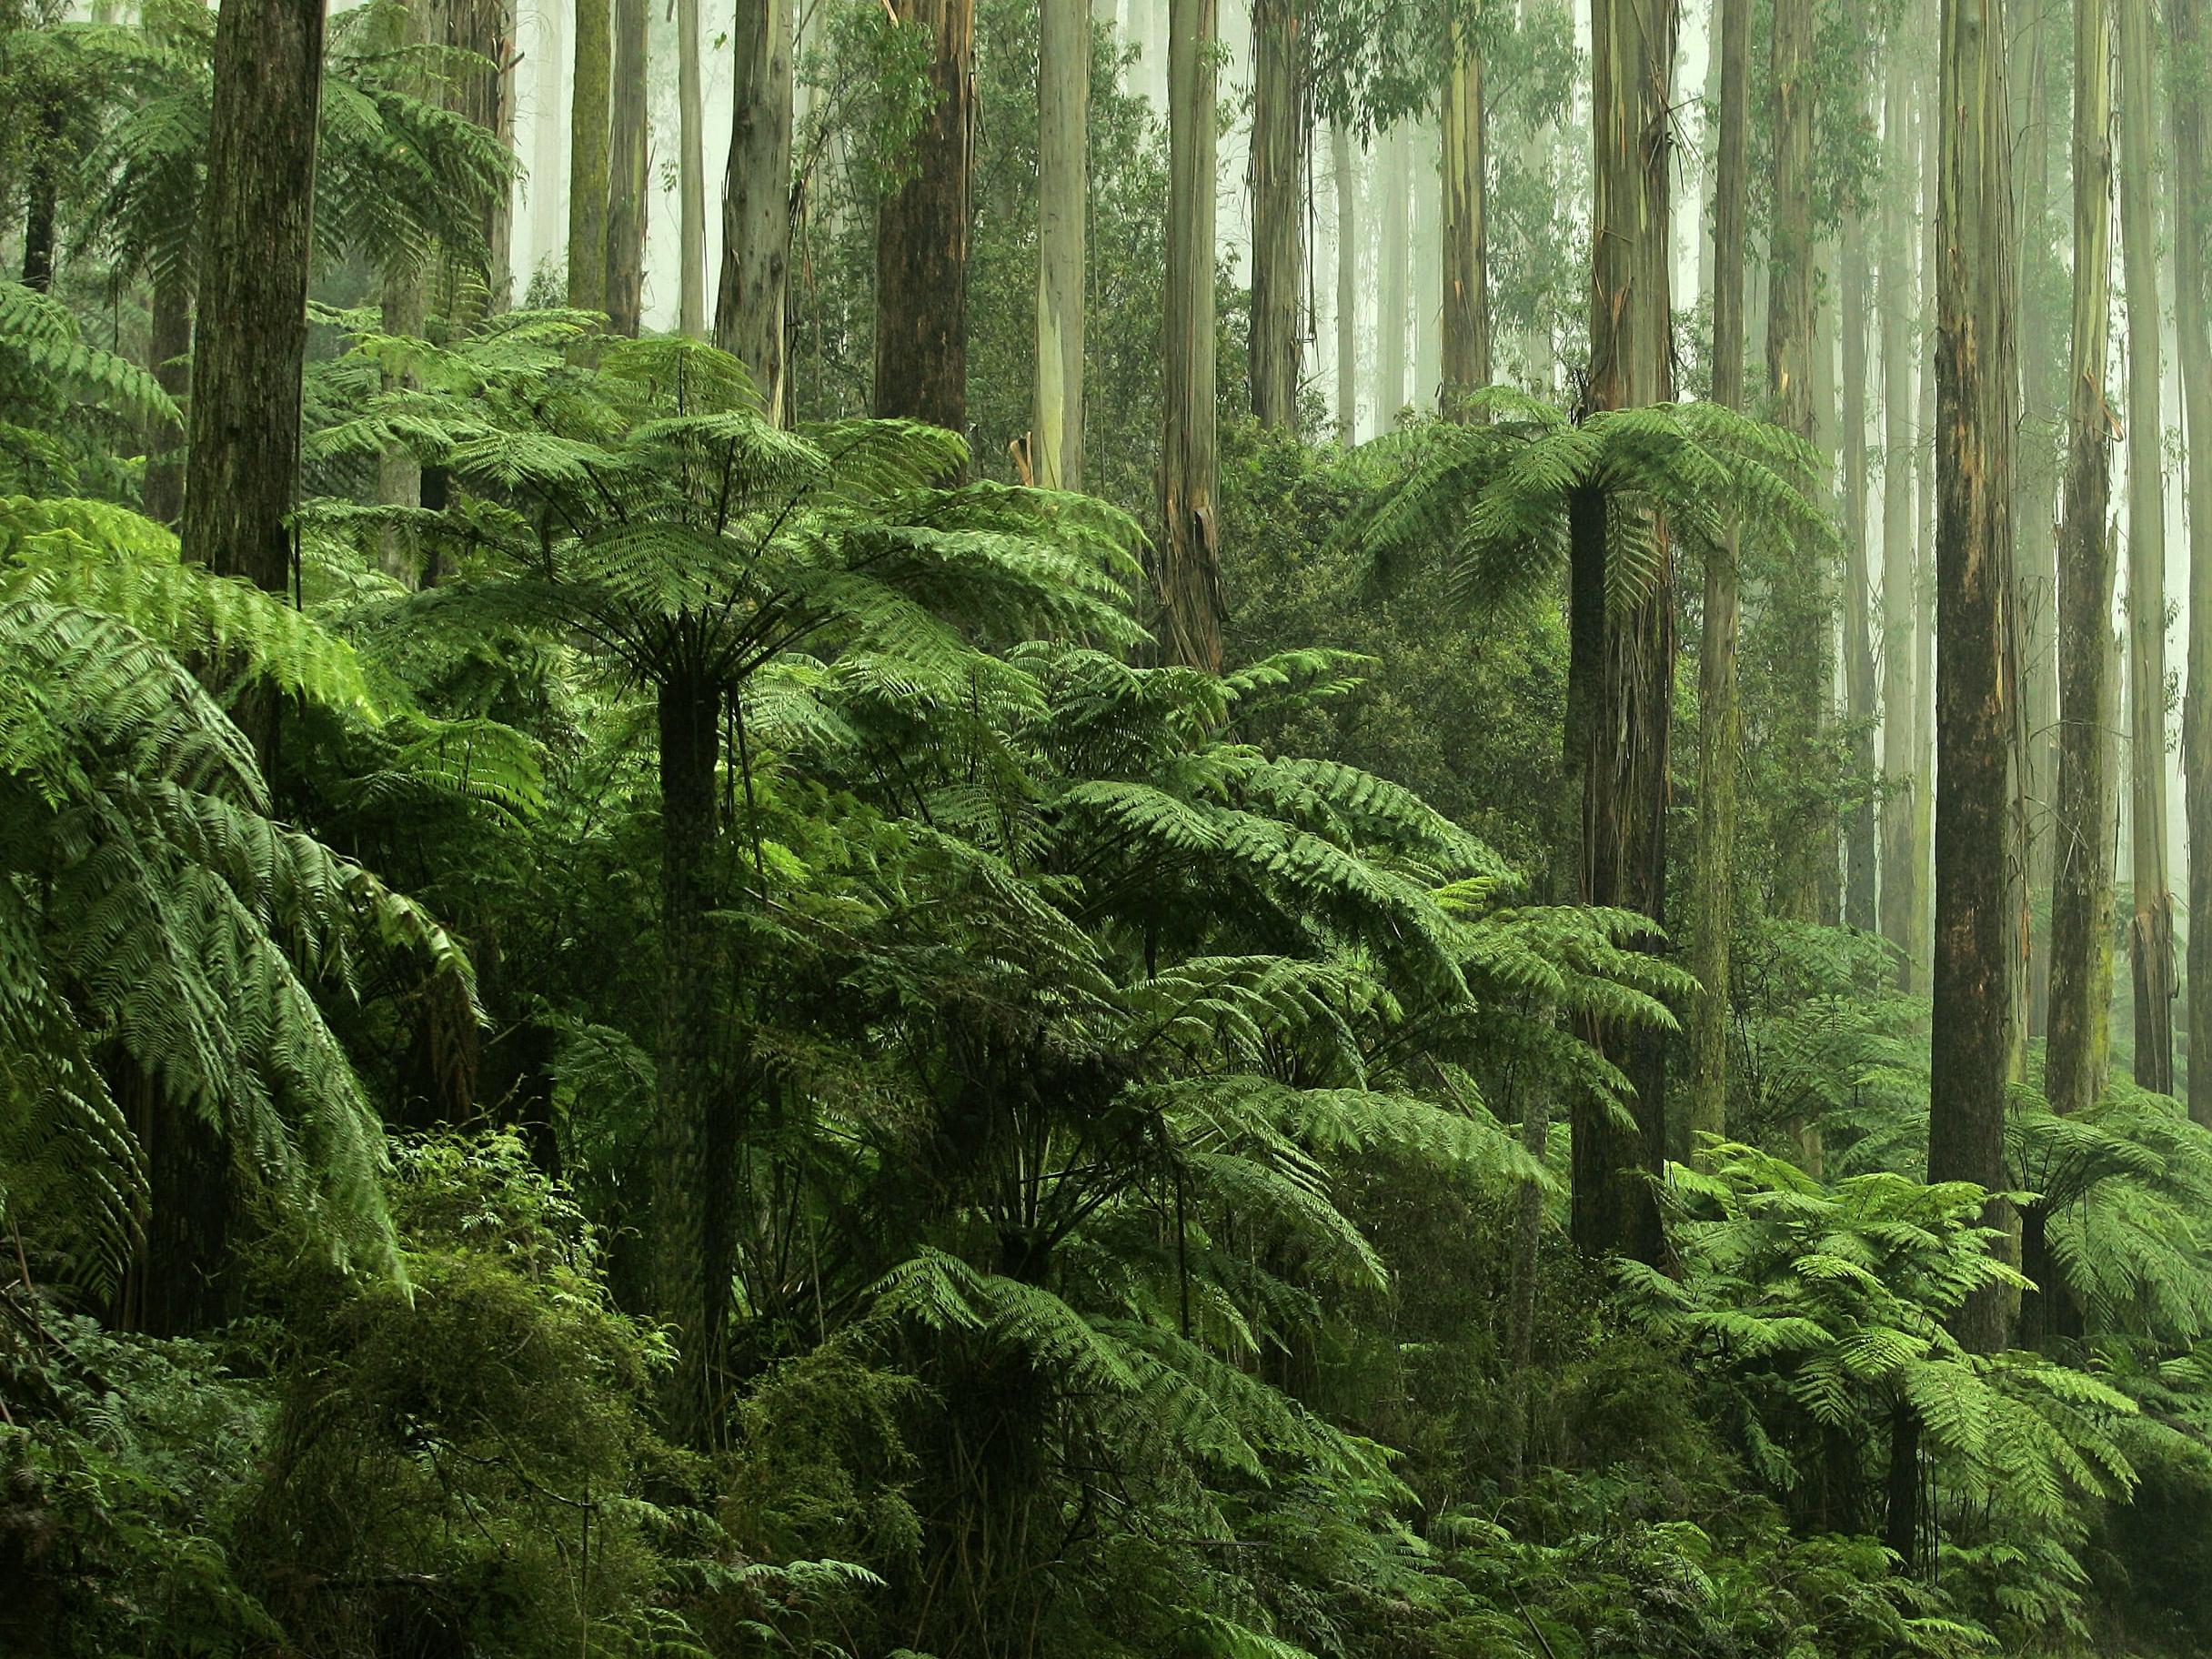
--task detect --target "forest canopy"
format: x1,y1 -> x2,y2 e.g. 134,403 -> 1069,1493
8,0 -> 2212,1654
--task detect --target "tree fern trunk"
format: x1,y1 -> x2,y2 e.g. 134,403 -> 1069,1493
2048,0 -> 2116,1123
874,0 -> 973,433
655,671 -> 739,1449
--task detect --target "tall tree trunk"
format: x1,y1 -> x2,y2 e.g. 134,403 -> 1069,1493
2014,0 -> 2059,1044
1412,120 -> 1440,411
1915,5 -> 1939,978
1929,0 -> 2018,1355
2119,0 -> 2176,1091
1374,122 -> 1408,427
528,0 -> 565,276
1574,0 -> 1678,1266
377,260 -> 425,580
1441,12 -> 1490,413
2173,0 -> 2212,1122
1154,0 -> 1222,669
1034,0 -> 1090,480
1332,122 -> 1357,443
2049,0 -> 2116,1121
1685,0 -> 1749,1158
715,0 -> 794,421
1765,0 -> 1828,922
678,0 -> 707,337
1842,225 -> 1878,932
1879,44 -> 1920,980
604,0 -> 648,335
445,0 -> 515,309
1248,0 -> 1304,428
20,97 -> 62,292
142,272 -> 192,524
165,0 -> 327,1335
874,0 -> 974,431
568,0 -> 609,311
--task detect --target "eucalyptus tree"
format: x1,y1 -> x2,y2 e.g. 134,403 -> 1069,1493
2175,0 -> 2212,1123
1877,21 -> 1920,975
715,0 -> 793,421
1035,0 -> 1087,477
567,0 -> 608,311
875,0 -> 973,430
2118,0 -> 2174,1091
1927,0 -> 2019,1356
1332,121 -> 1357,442
677,0 -> 705,336
1440,0 -> 1489,410
604,0 -> 647,334
1249,0 -> 1305,428
2048,0 -> 2117,1122
1158,0 -> 1222,668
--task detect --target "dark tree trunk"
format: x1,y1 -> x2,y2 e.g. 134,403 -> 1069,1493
655,672 -> 739,1450
1928,0 -> 2018,1356
142,273 -> 193,524
1247,0 -> 1304,429
1572,0 -> 1678,1267
873,0 -> 973,432
163,0 -> 326,1336
1152,0 -> 1222,669
568,0 -> 610,312
2047,0 -> 2116,1121
716,0 -> 794,421
20,97 -> 63,292
604,0 -> 648,335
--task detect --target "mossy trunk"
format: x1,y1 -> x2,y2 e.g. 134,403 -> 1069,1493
567,0 -> 610,312
141,271 -> 192,525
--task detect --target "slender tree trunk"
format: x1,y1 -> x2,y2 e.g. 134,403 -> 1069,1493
528,0 -> 565,276
1154,0 -> 1222,669
1573,0 -> 1678,1266
1034,0 -> 1090,481
1685,0 -> 1749,1159
1332,122 -> 1357,443
678,0 -> 707,337
162,0 -> 327,1335
377,261 -> 425,580
1915,7 -> 1939,980
1879,45 -> 1921,980
1248,0 -> 1304,428
142,273 -> 192,524
874,0 -> 974,431
1842,225 -> 1878,932
1412,121 -> 1440,410
1928,0 -> 2018,1355
2049,0 -> 2116,1121
1374,122 -> 1408,427
2119,0 -> 2176,1091
568,0 -> 610,311
715,0 -> 794,421
1765,0 -> 1828,922
604,0 -> 649,335
2173,0 -> 2212,1121
1441,13 -> 1490,413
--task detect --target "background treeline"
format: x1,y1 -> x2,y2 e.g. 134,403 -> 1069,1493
10,0 -> 2212,1656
